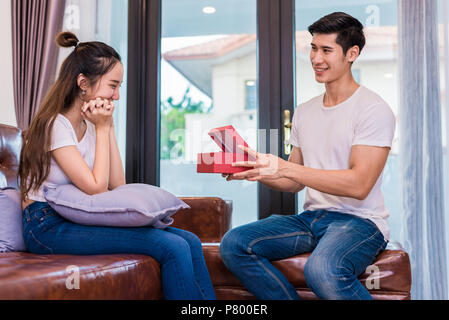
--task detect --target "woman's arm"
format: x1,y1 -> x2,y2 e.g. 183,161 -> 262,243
108,123 -> 126,189
52,102 -> 113,195
52,126 -> 110,195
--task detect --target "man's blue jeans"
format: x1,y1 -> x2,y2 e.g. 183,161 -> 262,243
219,210 -> 388,300
22,201 -> 216,300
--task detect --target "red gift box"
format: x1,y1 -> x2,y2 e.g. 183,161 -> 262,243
197,125 -> 254,173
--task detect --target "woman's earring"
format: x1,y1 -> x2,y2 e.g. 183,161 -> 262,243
82,90 -> 86,96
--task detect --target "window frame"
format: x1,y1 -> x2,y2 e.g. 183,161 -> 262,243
126,0 -> 297,219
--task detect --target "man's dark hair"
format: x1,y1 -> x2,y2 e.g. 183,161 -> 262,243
308,12 -> 365,55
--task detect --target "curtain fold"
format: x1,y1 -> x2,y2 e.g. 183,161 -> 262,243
11,0 -> 66,130
398,0 -> 447,300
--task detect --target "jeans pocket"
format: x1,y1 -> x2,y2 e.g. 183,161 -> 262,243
38,210 -> 62,233
26,230 -> 54,254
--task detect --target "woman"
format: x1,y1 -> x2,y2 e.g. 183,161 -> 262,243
18,31 -> 216,300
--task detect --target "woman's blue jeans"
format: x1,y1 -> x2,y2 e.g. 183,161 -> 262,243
220,210 -> 388,300
22,201 -> 216,300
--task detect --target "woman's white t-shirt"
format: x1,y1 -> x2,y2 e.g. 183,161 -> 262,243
27,114 -> 96,202
288,86 -> 396,240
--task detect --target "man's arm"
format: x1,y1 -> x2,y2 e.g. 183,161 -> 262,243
232,144 -> 390,200
280,145 -> 390,200
258,147 -> 305,193
224,146 -> 305,193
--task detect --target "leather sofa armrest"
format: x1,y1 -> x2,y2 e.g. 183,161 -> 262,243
386,241 -> 406,251
171,197 -> 232,243
0,124 -> 22,189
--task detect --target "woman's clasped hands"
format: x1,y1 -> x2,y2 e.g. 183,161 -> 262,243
81,98 -> 115,128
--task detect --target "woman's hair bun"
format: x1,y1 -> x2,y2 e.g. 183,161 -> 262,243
55,31 -> 80,48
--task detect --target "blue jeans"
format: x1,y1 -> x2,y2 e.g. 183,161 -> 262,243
22,201 -> 216,300
220,210 -> 388,300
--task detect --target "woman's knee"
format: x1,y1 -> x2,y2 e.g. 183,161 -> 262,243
185,231 -> 202,249
165,228 -> 203,256
157,233 -> 192,263
172,228 -> 202,247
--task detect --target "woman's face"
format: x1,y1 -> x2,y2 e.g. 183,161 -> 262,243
87,62 -> 124,102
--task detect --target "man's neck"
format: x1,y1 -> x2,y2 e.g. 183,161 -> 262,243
323,74 -> 360,107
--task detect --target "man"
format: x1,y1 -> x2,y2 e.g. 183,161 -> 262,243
219,12 -> 396,300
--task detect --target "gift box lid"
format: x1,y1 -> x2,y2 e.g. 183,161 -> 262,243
208,125 -> 249,154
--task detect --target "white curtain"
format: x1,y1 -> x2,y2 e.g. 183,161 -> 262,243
398,0 -> 447,300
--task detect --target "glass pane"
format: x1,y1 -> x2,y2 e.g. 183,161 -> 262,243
160,0 -> 257,228
59,0 -> 128,170
294,1 -> 400,241
437,0 -> 449,285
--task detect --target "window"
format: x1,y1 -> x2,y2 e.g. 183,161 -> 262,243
60,0 -> 128,171
160,0 -> 258,228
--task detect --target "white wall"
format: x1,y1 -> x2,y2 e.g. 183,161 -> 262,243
0,0 -> 16,127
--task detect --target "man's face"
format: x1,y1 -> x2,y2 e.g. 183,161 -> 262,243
309,33 -> 353,84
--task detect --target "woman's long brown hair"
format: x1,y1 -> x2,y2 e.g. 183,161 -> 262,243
18,31 -> 121,201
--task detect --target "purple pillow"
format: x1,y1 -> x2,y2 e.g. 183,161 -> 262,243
0,188 -> 26,252
43,184 -> 190,229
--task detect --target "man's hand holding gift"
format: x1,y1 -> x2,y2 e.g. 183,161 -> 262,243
222,145 -> 291,181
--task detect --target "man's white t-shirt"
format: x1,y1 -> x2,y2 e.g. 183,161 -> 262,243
27,114 -> 96,202
288,86 -> 396,241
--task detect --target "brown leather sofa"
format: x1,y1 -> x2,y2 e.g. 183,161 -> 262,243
0,123 -> 412,299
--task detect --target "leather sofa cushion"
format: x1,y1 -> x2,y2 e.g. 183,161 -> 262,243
0,252 -> 162,299
203,245 -> 412,300
0,244 -> 411,300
